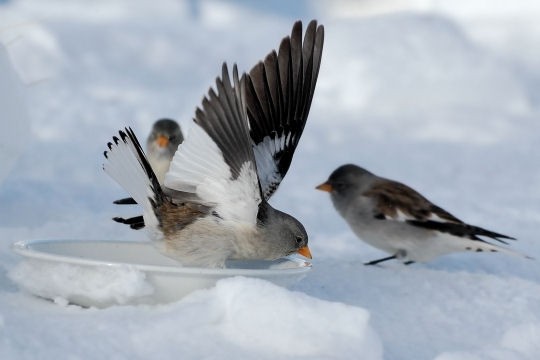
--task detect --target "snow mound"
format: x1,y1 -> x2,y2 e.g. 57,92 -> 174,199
169,277 -> 383,359
0,276 -> 382,359
3,24 -> 63,84
8,260 -> 154,306
208,277 -> 381,358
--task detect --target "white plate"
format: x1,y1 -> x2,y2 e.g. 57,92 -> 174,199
10,239 -> 312,307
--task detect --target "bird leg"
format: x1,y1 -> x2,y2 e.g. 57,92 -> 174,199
364,255 -> 397,266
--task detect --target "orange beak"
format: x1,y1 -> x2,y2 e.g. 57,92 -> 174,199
297,246 -> 312,259
316,182 -> 333,192
156,135 -> 169,148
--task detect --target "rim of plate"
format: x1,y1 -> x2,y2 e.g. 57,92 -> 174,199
11,239 -> 312,276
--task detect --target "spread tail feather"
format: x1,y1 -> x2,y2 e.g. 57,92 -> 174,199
113,216 -> 145,230
103,128 -> 162,230
113,197 -> 137,205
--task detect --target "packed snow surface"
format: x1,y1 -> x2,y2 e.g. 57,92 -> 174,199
1,0 -> 540,359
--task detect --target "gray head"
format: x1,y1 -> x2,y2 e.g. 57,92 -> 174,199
146,119 -> 183,158
316,164 -> 376,199
257,201 -> 311,260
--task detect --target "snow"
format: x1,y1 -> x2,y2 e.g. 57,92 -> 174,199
1,0 -> 540,359
0,277 -> 382,360
435,323 -> 540,359
0,43 -> 28,184
9,260 -> 154,307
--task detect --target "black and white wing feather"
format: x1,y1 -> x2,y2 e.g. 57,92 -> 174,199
165,64 -> 261,224
364,179 -> 516,245
245,20 -> 324,200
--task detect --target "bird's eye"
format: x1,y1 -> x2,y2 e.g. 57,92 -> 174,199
295,236 -> 303,245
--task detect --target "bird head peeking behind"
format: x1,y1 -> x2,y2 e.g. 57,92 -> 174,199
146,119 -> 183,185
147,119 -> 183,159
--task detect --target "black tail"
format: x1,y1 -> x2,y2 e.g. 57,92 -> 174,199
407,220 -> 515,245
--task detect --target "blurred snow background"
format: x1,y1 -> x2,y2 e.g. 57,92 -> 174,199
1,0 -> 540,359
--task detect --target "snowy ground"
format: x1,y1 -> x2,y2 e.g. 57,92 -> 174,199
1,0 -> 540,359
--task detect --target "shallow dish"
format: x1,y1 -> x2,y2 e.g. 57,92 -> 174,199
10,239 -> 311,307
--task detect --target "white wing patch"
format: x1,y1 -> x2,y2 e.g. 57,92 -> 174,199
385,209 -> 454,224
394,209 -> 410,222
165,123 -> 261,225
252,134 -> 287,197
428,213 -> 455,223
166,123 -> 228,194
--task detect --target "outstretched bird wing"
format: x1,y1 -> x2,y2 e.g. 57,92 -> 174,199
164,64 -> 261,224
245,20 -> 324,200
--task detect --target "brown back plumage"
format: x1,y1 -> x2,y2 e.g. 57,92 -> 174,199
364,179 -> 462,223
158,201 -> 210,237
